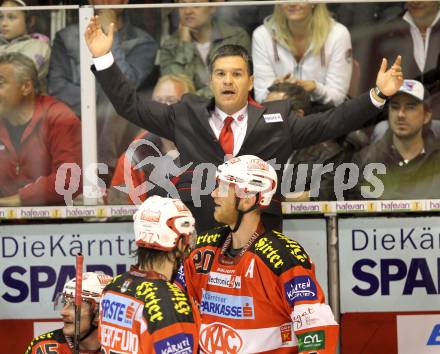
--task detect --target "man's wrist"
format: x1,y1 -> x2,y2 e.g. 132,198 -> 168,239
370,89 -> 386,108
374,86 -> 388,100
93,51 -> 114,71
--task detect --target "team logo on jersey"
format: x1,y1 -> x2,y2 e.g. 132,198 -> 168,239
200,290 -> 254,319
208,272 -> 242,289
101,293 -> 142,328
297,330 -> 325,352
153,333 -> 193,354
200,322 -> 243,354
284,276 -> 317,305
120,278 -> 132,293
280,323 -> 293,344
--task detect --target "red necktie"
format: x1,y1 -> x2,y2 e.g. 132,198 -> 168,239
219,116 -> 234,156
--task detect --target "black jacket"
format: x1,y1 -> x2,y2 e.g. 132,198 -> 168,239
93,62 -> 381,228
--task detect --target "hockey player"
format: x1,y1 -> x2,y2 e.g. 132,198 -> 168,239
184,155 -> 339,353
25,272 -> 113,354
99,195 -> 200,354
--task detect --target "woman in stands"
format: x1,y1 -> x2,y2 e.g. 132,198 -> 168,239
252,3 -> 353,108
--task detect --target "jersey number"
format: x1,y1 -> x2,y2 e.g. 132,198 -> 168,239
35,344 -> 57,354
193,250 -> 215,274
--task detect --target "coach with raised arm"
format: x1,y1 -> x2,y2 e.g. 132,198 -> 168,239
84,14 -> 403,233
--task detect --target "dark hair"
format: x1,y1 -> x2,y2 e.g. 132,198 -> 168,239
268,82 -> 311,113
134,247 -> 175,270
422,89 -> 432,111
209,44 -> 253,76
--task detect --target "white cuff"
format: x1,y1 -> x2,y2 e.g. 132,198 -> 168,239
93,52 -> 114,71
312,81 -> 326,101
369,89 -> 386,108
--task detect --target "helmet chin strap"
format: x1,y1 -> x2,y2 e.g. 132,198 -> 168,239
79,323 -> 97,342
79,310 -> 98,342
230,195 -> 258,233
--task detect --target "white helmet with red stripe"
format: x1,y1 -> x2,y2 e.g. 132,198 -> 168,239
216,155 -> 277,207
62,272 -> 112,304
133,196 -> 196,251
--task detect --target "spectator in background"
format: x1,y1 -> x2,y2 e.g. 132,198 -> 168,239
328,2 -> 403,32
160,0 -> 250,98
252,3 -> 352,107
365,1 -> 440,141
49,0 -> 158,175
108,74 -> 195,204
0,53 -> 81,206
25,272 -> 112,354
266,82 -> 347,201
365,1 -> 440,91
214,0 -> 273,36
350,80 -> 440,200
0,0 -> 50,92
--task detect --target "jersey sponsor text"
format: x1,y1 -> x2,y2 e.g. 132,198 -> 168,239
100,324 -> 139,353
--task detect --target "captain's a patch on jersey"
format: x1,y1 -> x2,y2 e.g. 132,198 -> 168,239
263,113 -> 283,123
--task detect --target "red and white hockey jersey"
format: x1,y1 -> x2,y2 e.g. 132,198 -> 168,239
99,266 -> 200,354
25,329 -> 99,354
183,226 -> 339,354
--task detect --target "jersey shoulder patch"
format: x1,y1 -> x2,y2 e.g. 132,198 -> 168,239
250,230 -> 311,275
138,279 -> 195,334
101,276 -> 195,335
25,329 -> 66,354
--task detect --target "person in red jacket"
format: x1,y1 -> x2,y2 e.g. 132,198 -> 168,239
99,195 -> 200,353
182,155 -> 339,353
0,52 -> 81,206
25,272 -> 113,354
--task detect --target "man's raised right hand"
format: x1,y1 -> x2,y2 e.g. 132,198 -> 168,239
84,15 -> 114,58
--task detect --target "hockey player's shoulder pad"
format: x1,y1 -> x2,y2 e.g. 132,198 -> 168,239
138,279 -> 195,334
193,226 -> 229,250
250,230 -> 312,276
25,328 -> 66,354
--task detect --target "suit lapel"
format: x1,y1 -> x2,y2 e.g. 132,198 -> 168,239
239,102 -> 266,154
193,98 -> 227,159
195,98 -> 217,141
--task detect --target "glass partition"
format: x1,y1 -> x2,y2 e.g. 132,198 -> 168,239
1,1 -> 439,209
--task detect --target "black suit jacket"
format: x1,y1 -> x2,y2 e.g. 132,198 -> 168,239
93,62 -> 381,227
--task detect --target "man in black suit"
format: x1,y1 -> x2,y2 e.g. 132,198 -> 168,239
84,15 -> 403,233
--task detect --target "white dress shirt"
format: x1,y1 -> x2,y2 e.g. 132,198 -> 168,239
208,105 -> 248,157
